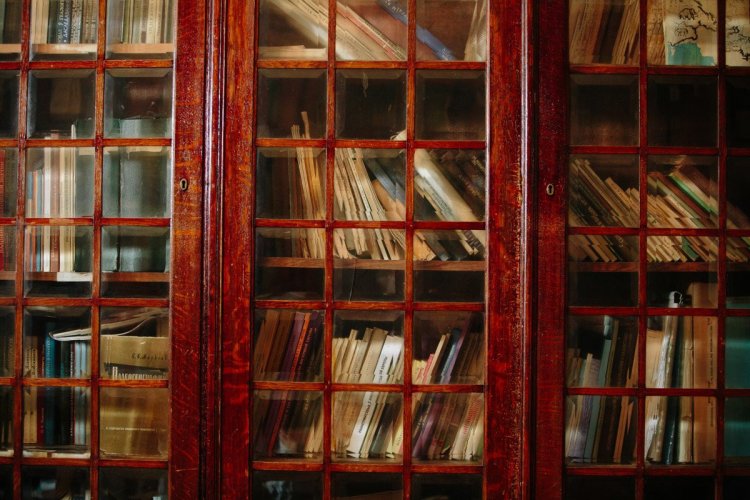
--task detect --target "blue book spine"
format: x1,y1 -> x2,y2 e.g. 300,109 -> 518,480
376,0 -> 456,60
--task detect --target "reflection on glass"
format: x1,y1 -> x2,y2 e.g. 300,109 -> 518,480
727,77 -> 750,147
647,76 -> 717,147
26,148 -> 94,218
27,70 -> 95,139
568,235 -> 638,307
728,237 -> 750,303
412,474 -> 482,500
257,147 -> 325,220
727,317 -> 750,388
414,230 -> 485,302
24,226 -> 93,297
255,227 -> 325,299
336,70 -> 406,139
0,226 -> 15,296
417,0 -> 486,61
23,387 -> 90,457
254,309 -> 323,382
332,473 -> 403,500
253,390 -> 323,460
0,149 -> 18,217
337,0 -> 406,61
568,0 -> 639,65
258,69 -> 327,138
565,396 -> 636,464
100,387 -> 169,459
647,156 -> 717,228
647,0 -> 717,66
728,0 -> 750,66
567,315 -> 638,388
104,147 -> 171,218
727,158 -> 750,230
259,0 -> 327,60
253,471 -> 323,500
570,74 -> 638,146
0,72 -> 18,137
23,307 -> 91,379
412,393 -> 483,461
102,226 -> 170,298
30,0 -> 98,60
332,392 -> 403,461
333,310 -> 404,384
0,386 -> 10,454
726,397 -> 750,463
106,0 -> 175,59
0,0 -> 22,61
100,307 -> 169,380
0,309 -> 12,377
334,228 -> 404,301
645,396 -> 715,465
569,155 -> 639,227
645,315 -> 716,388
415,70 -> 485,140
646,244 -> 717,307
105,69 -> 173,138
565,477 -> 635,500
22,467 -> 90,499
100,468 -> 167,500
413,311 -> 483,384
414,149 -> 485,222
334,148 -> 405,221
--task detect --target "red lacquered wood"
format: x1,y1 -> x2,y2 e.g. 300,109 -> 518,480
98,459 -> 168,468
328,462 -> 404,473
565,466 -> 637,476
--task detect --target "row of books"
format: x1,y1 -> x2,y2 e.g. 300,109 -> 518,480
111,0 -> 174,45
24,333 -> 91,379
253,391 -> 324,458
565,394 -> 636,464
0,0 -> 21,43
30,0 -> 98,45
0,331 -> 11,376
254,310 -> 325,381
568,0 -> 639,65
23,386 -> 90,455
27,147 -> 89,218
333,391 -> 403,459
0,388 -> 9,451
412,328 -> 483,385
24,225 -> 88,274
332,326 -> 403,383
412,392 -> 483,461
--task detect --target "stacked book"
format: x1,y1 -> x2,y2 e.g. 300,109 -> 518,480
253,390 -> 324,458
30,0 -> 98,46
254,310 -> 324,381
332,392 -> 403,459
568,0 -> 639,65
332,326 -> 403,383
23,386 -> 89,456
411,392 -> 483,461
110,0 -> 175,45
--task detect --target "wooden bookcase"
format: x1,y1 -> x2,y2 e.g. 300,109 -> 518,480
536,0 -> 750,499
0,0 -> 205,498
217,0 -> 527,498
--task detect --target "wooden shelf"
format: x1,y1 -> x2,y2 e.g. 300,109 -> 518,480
0,44 -> 21,54
108,43 -> 175,56
260,257 -> 484,271
101,271 -> 170,283
32,43 -> 97,55
25,271 -> 92,282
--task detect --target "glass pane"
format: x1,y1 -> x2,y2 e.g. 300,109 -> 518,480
647,0 -> 717,66
27,70 -> 95,139
332,391 -> 403,461
22,467 -> 90,499
24,226 -> 93,297
567,315 -> 638,388
257,147 -> 325,220
103,147 -> 171,218
0,148 -> 18,217
726,397 -> 750,463
411,474 -> 482,500
727,158 -> 750,230
647,156 -> 717,228
100,307 -> 169,380
26,148 -> 94,218
30,0 -> 98,60
253,471 -> 322,500
254,309 -> 324,382
413,311 -> 483,384
333,310 -> 404,384
106,0 -> 176,59
647,248 -> 717,307
570,74 -> 638,146
645,396 -> 715,465
0,386 -> 11,454
412,392 -> 483,462
644,477 -> 714,500
334,228 -> 405,301
23,387 -> 90,457
336,69 -> 406,139
569,155 -> 639,228
23,307 -> 91,379
253,390 -> 323,460
565,477 -> 635,500
414,230 -> 485,302
0,226 -> 15,296
0,308 -> 12,377
259,0 -> 327,60
414,149 -> 485,222
727,77 -> 750,147
568,235 -> 638,307
100,468 -> 167,500
647,76 -> 717,147
646,315 -> 716,388
415,70 -> 485,141
258,69 -> 326,138
255,227 -> 325,299
99,387 -> 169,459
105,69 -> 173,138
565,395 -> 637,464
101,226 -> 170,298
0,0 -> 22,60
725,477 -> 750,500
334,148 -> 405,221
728,238 -> 750,303
0,72 -> 18,137
332,473 -> 403,500
728,0 -> 750,66
336,0 -> 407,61
569,0 -> 639,65
416,0 -> 486,61
727,316 -> 750,388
